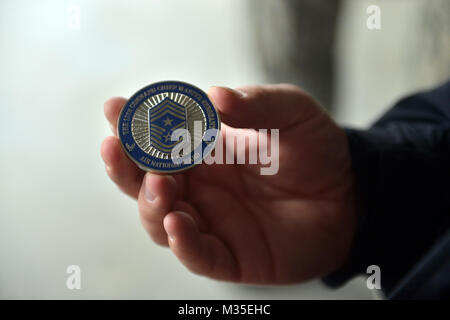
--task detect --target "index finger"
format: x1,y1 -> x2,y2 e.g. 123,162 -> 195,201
104,97 -> 127,135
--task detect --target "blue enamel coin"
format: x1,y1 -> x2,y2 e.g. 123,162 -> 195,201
117,81 -> 220,173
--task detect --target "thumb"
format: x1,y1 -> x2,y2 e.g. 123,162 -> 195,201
208,84 -> 322,129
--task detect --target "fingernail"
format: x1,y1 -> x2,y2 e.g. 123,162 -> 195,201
144,175 -> 155,202
233,88 -> 247,97
213,86 -> 246,97
168,233 -> 175,242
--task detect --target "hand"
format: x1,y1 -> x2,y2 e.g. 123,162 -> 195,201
100,84 -> 358,284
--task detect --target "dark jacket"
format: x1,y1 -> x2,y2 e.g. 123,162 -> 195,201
323,80 -> 450,299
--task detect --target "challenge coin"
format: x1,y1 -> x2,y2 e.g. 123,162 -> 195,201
117,81 -> 220,173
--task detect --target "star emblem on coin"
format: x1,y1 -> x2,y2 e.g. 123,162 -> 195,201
163,116 -> 173,126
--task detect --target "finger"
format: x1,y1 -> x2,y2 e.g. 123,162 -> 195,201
100,136 -> 144,198
164,211 -> 240,281
208,84 -> 322,129
104,97 -> 127,135
138,173 -> 177,246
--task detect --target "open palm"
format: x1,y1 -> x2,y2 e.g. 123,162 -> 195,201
101,85 -> 358,284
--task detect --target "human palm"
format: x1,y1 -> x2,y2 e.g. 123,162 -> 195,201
101,84 -> 358,284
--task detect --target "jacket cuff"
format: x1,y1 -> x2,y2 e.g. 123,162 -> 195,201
322,127 -> 450,292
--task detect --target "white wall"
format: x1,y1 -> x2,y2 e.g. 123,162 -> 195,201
335,0 -> 450,127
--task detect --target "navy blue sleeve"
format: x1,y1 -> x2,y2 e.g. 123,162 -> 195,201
322,81 -> 450,294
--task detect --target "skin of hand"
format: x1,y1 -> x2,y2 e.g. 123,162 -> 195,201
100,84 -> 359,285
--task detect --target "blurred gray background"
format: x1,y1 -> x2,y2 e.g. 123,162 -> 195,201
0,0 -> 449,299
